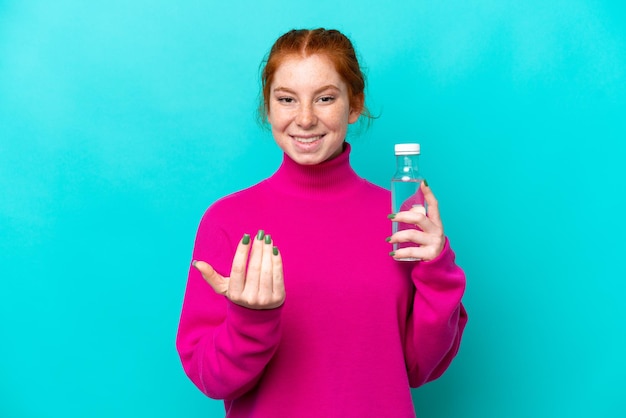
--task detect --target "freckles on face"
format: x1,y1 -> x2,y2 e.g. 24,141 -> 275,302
267,54 -> 360,165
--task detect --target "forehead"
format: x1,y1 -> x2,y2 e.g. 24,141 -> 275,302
272,54 -> 346,88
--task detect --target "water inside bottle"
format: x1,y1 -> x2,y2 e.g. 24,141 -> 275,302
391,179 -> 425,260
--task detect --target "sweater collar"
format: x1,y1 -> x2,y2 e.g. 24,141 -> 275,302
265,142 -> 362,198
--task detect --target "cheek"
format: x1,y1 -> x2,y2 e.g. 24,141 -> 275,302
267,109 -> 291,130
333,109 -> 353,128
320,107 -> 349,126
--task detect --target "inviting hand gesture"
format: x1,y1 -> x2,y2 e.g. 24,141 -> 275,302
192,230 -> 285,309
388,181 -> 445,261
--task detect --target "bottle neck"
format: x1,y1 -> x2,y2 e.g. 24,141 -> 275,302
394,153 -> 421,179
395,153 -> 420,170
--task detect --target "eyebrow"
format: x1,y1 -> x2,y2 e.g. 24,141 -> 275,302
272,85 -> 341,95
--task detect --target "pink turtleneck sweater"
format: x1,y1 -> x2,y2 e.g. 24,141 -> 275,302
176,144 -> 467,418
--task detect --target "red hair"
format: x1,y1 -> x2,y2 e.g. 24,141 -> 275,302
259,28 -> 371,123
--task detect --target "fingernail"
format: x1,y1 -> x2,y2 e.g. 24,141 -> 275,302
423,179 -> 429,187
191,260 -> 198,269
387,214 -> 396,219
272,246 -> 279,256
265,234 -> 272,244
389,251 -> 396,257
256,229 -> 265,240
242,234 -> 250,245
385,236 -> 392,242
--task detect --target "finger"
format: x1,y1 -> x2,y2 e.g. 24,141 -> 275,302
390,210 -> 431,232
228,233 -> 251,298
421,180 -> 442,227
389,228 -> 429,246
409,204 -> 427,216
271,245 -> 285,302
390,228 -> 444,257
390,242 -> 441,262
192,260 -> 228,295
258,234 -> 274,300
242,229 -> 265,295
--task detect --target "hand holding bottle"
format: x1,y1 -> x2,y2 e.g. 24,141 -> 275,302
192,230 -> 285,310
388,181 -> 445,261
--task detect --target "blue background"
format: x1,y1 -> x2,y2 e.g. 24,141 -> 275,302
1,1 -> 624,417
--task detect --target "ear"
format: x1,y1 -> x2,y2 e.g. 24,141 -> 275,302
348,93 -> 364,124
265,105 -> 273,125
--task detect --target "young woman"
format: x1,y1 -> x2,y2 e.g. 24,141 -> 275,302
176,28 -> 468,418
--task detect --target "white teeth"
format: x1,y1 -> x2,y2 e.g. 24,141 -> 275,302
293,135 -> 322,144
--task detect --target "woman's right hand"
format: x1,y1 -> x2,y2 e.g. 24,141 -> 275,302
192,230 -> 285,310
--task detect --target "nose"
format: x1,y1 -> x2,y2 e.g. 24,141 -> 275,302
296,103 -> 317,128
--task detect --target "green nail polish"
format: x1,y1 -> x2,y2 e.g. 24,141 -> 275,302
387,214 -> 396,219
423,179 -> 429,187
242,234 -> 250,245
256,229 -> 265,240
385,236 -> 392,242
389,251 -> 396,257
272,246 -> 279,256
265,234 -> 272,244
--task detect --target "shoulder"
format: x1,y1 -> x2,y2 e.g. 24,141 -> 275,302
357,177 -> 391,202
193,180 -> 270,261
348,177 -> 391,219
361,179 -> 390,195
198,180 -> 269,225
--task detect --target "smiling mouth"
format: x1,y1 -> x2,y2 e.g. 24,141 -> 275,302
292,135 -> 324,144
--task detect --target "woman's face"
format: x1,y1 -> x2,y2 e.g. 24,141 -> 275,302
267,54 -> 361,165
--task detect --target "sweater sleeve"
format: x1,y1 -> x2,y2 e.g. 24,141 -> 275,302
176,209 -> 283,400
404,238 -> 468,388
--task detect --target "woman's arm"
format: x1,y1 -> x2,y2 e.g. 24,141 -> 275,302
388,181 -> 468,386
176,212 -> 284,400
404,239 -> 468,387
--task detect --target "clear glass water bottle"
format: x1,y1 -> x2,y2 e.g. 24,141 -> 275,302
391,143 -> 425,261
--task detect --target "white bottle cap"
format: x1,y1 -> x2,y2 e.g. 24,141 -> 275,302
394,143 -> 420,155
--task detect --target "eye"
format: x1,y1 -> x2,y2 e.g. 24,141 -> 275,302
318,96 -> 335,103
277,97 -> 295,104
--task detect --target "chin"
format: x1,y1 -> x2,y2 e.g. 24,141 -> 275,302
291,155 -> 325,166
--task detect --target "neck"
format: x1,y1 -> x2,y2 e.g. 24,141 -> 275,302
266,142 -> 362,199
